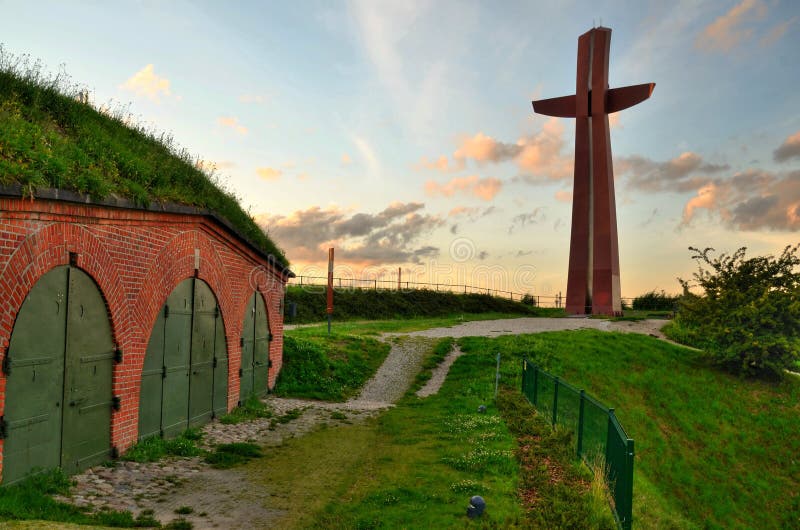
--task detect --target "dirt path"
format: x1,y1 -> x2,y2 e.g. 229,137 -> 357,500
51,318 -> 672,528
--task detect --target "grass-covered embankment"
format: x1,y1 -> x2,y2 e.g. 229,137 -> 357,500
285,286 -> 560,324
0,47 -> 286,263
460,330 -> 800,529
273,333 -> 391,401
257,329 -> 611,528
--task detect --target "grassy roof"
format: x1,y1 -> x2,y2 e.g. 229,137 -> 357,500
0,47 -> 288,267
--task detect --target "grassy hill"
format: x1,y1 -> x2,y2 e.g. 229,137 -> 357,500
0,46 -> 287,265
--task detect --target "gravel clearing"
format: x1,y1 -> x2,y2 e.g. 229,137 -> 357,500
405,316 -> 670,340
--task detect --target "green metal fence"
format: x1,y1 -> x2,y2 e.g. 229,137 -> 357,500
521,357 -> 634,530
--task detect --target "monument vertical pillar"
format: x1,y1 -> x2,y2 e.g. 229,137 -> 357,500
532,27 -> 654,316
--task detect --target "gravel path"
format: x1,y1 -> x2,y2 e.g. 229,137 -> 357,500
416,345 -> 463,398
406,316 -> 669,340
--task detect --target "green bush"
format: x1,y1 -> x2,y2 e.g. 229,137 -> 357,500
672,245 -> 800,379
632,290 -> 679,311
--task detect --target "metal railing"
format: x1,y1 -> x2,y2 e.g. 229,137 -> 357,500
289,275 -> 637,309
289,275 -> 566,306
521,358 -> 634,530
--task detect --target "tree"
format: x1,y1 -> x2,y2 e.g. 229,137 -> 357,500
674,244 -> 800,379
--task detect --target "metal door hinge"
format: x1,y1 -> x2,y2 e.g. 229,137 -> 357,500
161,365 -> 167,379
240,337 -> 244,347
213,357 -> 218,368
112,396 -> 121,411
114,347 -> 123,364
268,333 -> 274,342
0,416 -> 6,439
164,305 -> 170,318
111,446 -> 119,459
214,306 -> 219,318
2,349 -> 9,375
268,359 -> 272,368
238,368 -> 243,378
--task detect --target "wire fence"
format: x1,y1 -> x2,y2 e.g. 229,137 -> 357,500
521,358 -> 634,530
288,275 -> 637,309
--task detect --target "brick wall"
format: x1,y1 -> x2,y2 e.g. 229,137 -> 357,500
0,196 -> 290,478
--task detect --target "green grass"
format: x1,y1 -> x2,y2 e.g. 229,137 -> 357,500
284,287 -> 562,324
410,337 -> 454,392
121,429 -> 203,463
0,469 -> 159,527
205,443 -> 263,469
273,332 -> 391,401
459,330 -> 800,529
0,47 -> 286,264
219,395 -> 272,425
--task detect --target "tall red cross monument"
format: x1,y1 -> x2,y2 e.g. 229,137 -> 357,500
532,27 -> 654,315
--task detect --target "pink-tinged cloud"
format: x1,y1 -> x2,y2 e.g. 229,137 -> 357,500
218,116 -> 248,135
616,151 -> 729,192
608,112 -> 622,130
416,155 -> 450,172
195,159 -> 236,173
256,202 -> 443,265
681,169 -> 800,231
760,17 -> 796,47
554,190 -> 572,203
119,64 -> 171,102
256,167 -> 282,181
341,153 -> 352,165
695,0 -> 767,52
447,118 -> 572,183
774,131 -> 800,162
425,175 -> 502,201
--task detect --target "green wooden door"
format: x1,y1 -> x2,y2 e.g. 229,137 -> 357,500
252,294 -> 270,397
239,294 -> 256,400
188,280 -> 216,427
3,266 -> 113,484
239,293 -> 270,401
161,279 -> 193,438
61,268 -> 115,474
138,278 -> 226,439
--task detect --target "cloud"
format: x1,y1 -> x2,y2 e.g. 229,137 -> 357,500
616,151 -> 729,192
760,17 -> 796,47
774,131 -> 800,162
257,202 -> 444,265
425,175 -> 502,201
239,94 -> 267,104
218,116 -> 248,135
608,112 -> 622,130
352,135 -> 381,177
416,155 -> 450,172
695,0 -> 767,52
680,169 -> 800,231
554,190 -> 572,203
341,153 -> 352,165
448,118 -> 572,184
508,208 -> 546,234
448,205 -> 498,221
256,167 -> 282,181
120,64 -> 171,102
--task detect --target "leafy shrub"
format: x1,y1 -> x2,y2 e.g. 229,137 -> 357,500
671,245 -> 800,379
632,290 -> 679,311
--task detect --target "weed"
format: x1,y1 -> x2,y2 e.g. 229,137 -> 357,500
220,394 -> 272,424
330,411 -> 347,420
164,518 -> 194,529
174,505 -> 194,515
205,443 -> 263,469
122,429 -> 203,463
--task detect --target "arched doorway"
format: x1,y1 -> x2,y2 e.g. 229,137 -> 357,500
3,266 -> 115,484
239,292 -> 271,401
138,278 -> 227,440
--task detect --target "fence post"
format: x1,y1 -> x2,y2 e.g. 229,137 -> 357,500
552,377 -> 559,426
622,438 -> 634,530
577,389 -> 585,458
521,358 -> 527,394
532,365 -> 538,406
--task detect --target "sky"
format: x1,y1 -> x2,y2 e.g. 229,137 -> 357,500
1,0 -> 799,299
